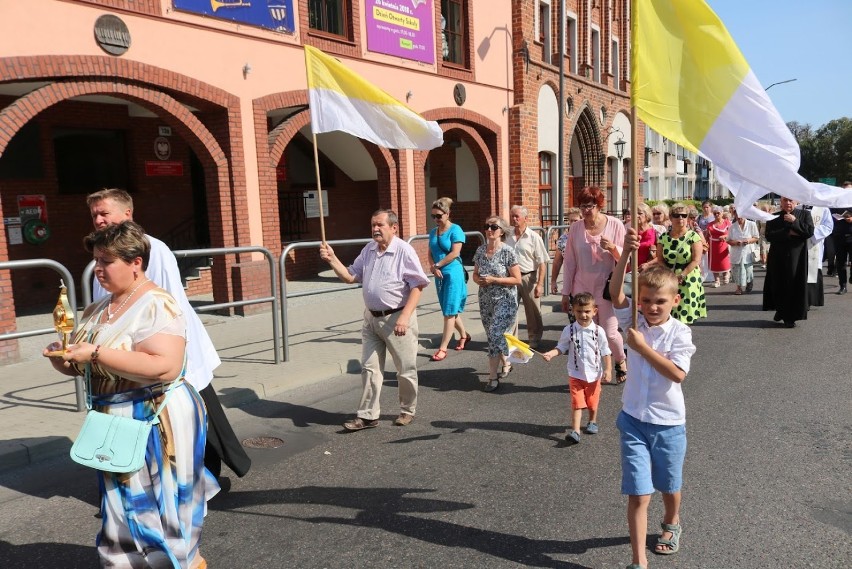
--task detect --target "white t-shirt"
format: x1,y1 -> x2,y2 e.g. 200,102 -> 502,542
554,321 -> 612,382
615,299 -> 696,425
93,235 -> 221,390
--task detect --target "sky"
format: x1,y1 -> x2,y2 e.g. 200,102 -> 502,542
707,0 -> 851,128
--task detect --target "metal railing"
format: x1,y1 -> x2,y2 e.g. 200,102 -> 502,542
544,224 -> 572,297
0,259 -> 86,411
279,238 -> 375,362
84,246 -> 281,364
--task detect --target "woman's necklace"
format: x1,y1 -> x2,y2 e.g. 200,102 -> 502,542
106,278 -> 149,322
584,214 -> 602,232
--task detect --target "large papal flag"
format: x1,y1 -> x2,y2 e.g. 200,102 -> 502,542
632,0 -> 852,219
305,45 -> 443,150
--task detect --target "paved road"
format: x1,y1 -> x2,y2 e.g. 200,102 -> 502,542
1,271 -> 850,568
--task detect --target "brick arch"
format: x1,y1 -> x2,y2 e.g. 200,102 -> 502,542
571,104 -> 604,189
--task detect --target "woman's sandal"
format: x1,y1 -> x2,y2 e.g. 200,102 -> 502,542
499,362 -> 512,378
654,522 -> 682,555
615,362 -> 628,384
483,378 -> 500,392
455,333 -> 472,351
430,349 -> 448,362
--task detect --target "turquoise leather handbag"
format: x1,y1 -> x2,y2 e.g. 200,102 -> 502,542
70,355 -> 182,473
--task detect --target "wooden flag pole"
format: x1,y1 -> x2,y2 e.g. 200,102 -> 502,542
311,130 -> 327,244
630,106 -> 639,329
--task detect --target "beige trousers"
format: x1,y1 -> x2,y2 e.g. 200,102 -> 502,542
514,271 -> 543,341
357,309 -> 419,420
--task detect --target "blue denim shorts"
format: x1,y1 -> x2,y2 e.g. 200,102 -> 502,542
616,410 -> 687,496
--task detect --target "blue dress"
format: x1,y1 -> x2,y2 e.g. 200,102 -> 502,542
429,223 -> 467,316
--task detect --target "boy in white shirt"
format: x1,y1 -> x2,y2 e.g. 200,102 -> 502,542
542,292 -> 612,444
609,228 -> 697,569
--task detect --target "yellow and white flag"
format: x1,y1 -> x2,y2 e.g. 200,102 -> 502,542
632,0 -> 852,220
305,45 -> 443,150
503,333 -> 534,364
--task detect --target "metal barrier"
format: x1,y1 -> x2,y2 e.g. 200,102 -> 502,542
406,230 -> 486,250
279,238 -> 374,362
0,259 -> 86,411
84,246 -> 281,364
544,224 -> 572,297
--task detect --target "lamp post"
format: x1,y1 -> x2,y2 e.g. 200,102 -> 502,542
765,78 -> 797,91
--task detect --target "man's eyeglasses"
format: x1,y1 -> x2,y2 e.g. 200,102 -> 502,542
484,223 -> 501,231
670,213 -> 688,219
652,212 -> 663,216
578,204 -> 597,211
431,213 -> 445,219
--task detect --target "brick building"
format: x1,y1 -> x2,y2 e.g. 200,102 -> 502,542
509,0 -> 643,224
0,0 -> 513,362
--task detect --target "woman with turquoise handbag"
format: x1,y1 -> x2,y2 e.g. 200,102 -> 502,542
45,221 -> 217,569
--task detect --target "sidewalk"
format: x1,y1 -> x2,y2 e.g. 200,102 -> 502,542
1,274 -> 545,472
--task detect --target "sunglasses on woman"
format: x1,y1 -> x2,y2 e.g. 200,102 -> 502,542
431,213 -> 445,219
484,223 -> 501,231
670,213 -> 688,219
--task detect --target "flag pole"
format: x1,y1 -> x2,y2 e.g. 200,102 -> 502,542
311,130 -> 327,244
629,0 -> 639,329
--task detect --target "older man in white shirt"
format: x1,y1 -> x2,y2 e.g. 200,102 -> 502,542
506,205 -> 549,349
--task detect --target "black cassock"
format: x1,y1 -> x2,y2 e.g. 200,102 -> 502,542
763,208 -> 814,324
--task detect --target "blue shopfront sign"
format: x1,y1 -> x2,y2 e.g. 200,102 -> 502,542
173,1 -> 294,33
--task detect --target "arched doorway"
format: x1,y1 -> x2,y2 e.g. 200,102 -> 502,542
569,106 -> 604,204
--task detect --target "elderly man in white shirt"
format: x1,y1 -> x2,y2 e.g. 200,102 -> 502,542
320,209 -> 430,431
506,205 -> 549,349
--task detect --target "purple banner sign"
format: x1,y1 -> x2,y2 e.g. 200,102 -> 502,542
365,0 -> 435,64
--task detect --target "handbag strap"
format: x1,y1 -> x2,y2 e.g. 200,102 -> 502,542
83,306 -> 187,424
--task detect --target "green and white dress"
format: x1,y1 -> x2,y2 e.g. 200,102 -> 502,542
659,230 -> 707,324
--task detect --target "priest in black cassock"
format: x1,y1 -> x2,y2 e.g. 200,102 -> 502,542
763,197 -> 815,328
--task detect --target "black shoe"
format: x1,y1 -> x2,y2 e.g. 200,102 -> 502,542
783,320 -> 796,328
838,287 -> 848,295
745,281 -> 753,293
773,313 -> 782,322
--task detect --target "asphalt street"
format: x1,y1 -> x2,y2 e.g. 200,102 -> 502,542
0,269 -> 850,569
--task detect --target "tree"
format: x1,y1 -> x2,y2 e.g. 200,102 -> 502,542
788,117 -> 852,184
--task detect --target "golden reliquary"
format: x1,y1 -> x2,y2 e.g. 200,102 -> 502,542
46,279 -> 75,357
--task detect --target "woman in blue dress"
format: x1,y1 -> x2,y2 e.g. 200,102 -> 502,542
428,197 -> 470,361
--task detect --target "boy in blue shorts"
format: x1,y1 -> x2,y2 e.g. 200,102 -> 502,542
609,228 -> 697,569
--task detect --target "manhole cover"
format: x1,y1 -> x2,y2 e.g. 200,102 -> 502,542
242,436 -> 285,449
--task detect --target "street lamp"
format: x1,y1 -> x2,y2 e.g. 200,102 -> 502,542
765,78 -> 797,91
614,136 -> 626,160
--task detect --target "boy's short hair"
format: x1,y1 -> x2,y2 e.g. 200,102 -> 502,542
637,266 -> 679,296
571,291 -> 596,307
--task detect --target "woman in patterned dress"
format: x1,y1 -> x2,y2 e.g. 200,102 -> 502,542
45,222 -> 217,568
550,207 -> 582,295
652,203 -> 708,324
473,216 -> 521,392
428,197 -> 470,361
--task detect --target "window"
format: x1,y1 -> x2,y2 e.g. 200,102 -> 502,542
538,0 -> 552,64
606,158 -> 615,213
565,15 -> 577,73
622,159 -> 630,212
611,39 -> 620,90
308,0 -> 347,37
441,0 -> 467,66
539,152 -> 553,223
591,27 -> 601,83
53,128 -> 130,194
0,122 -> 43,180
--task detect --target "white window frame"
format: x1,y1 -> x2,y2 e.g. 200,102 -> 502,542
563,11 -> 578,74
591,25 -> 601,83
536,0 -> 552,64
611,37 -> 620,90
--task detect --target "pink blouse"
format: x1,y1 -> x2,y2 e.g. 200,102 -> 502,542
563,215 -> 626,300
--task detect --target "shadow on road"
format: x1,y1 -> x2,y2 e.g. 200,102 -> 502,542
209,485 -> 622,568
0,540 -> 96,568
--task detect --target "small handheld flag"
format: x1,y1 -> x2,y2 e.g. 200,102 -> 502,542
503,333 -> 535,364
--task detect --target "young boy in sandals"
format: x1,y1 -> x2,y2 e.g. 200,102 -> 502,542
609,228 -> 697,569
541,292 -> 612,445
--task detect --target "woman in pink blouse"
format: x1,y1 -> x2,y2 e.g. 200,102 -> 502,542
561,187 -> 628,382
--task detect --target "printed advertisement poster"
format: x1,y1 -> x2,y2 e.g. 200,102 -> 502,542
365,0 -> 435,64
173,0 -> 294,33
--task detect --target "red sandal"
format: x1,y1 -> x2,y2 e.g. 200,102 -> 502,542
455,334 -> 471,351
430,348 -> 448,361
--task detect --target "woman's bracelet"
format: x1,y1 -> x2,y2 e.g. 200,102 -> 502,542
91,345 -> 101,365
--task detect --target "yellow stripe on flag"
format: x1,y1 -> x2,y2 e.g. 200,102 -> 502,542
503,333 -> 534,360
632,0 -> 749,152
304,45 -> 443,150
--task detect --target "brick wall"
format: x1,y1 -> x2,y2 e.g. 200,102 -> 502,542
71,0 -> 161,16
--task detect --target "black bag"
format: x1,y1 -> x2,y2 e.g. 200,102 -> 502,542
463,266 -> 470,283
602,272 -> 613,301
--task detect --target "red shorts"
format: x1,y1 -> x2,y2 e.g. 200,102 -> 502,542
569,377 -> 601,410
